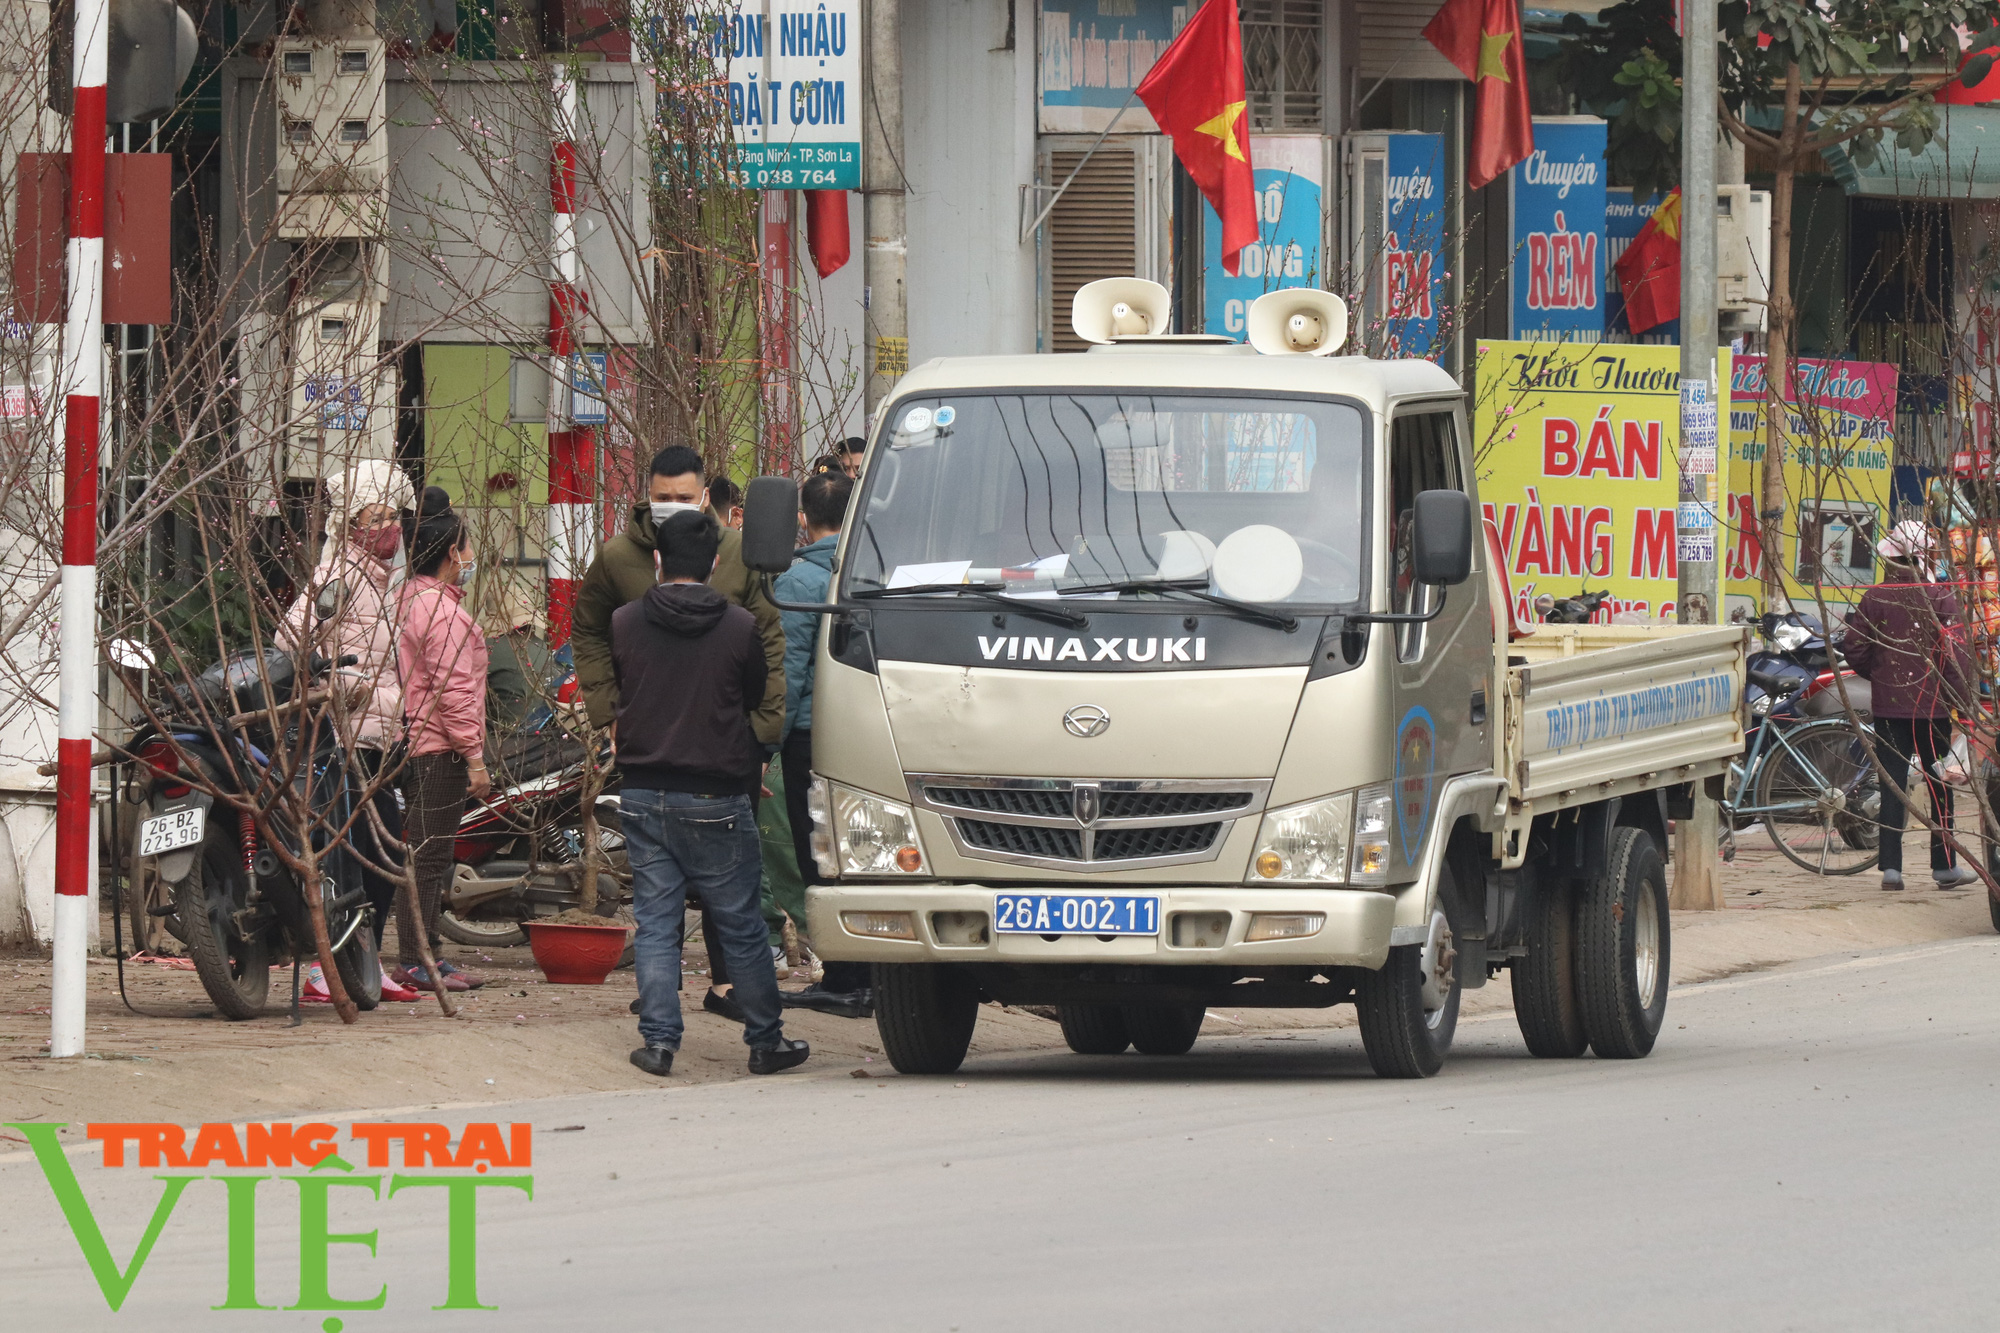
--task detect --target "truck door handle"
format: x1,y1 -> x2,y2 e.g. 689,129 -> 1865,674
1470,688 -> 1487,725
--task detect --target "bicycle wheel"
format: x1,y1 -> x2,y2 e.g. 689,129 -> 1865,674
1755,719 -> 1882,875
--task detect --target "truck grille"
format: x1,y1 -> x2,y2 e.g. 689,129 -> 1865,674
925,786 -> 1073,820
955,819 -> 1084,861
1092,822 -> 1223,860
908,774 -> 1268,872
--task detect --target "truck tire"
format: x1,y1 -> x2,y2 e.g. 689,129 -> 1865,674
873,963 -> 979,1074
1356,938 -> 1459,1078
1577,826 -> 1670,1059
176,841 -> 269,1021
1123,1004 -> 1205,1055
1511,872 -> 1587,1058
1057,1004 -> 1131,1054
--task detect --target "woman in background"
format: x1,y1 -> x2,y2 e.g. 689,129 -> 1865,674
283,460 -> 414,1000
1842,520 -> 1979,891
394,494 -> 491,991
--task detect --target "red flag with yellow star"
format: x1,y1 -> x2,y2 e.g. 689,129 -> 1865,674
1135,0 -> 1256,276
1614,189 -> 1682,333
1423,0 -> 1533,189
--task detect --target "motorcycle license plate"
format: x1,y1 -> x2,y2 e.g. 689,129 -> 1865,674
994,893 -> 1158,936
138,806 -> 205,857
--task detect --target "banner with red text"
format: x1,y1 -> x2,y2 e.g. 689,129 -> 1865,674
1475,340 -> 1729,621
1725,354 -> 1897,615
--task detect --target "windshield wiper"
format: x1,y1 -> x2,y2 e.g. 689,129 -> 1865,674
1056,578 -> 1299,632
854,582 -> 1090,629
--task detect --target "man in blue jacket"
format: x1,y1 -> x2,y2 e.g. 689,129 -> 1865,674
775,472 -> 871,1017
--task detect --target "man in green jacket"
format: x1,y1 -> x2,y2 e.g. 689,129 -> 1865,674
571,445 -> 786,747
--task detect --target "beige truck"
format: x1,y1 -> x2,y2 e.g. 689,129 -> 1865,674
742,280 -> 1745,1078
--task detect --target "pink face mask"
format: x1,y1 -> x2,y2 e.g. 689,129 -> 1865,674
355,523 -> 401,561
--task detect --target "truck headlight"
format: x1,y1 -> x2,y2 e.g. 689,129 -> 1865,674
822,781 -> 927,876
1249,791 -> 1353,883
1350,783 -> 1393,885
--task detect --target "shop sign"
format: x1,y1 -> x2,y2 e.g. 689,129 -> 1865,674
1203,137 -> 1324,338
1038,0 -> 1187,133
1511,118 -> 1607,341
1474,339 -> 1726,620
705,0 -> 861,189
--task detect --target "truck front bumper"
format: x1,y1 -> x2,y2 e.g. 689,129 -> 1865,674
806,883 -> 1395,970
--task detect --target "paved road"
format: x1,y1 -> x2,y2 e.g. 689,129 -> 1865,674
6,937 -> 1998,1331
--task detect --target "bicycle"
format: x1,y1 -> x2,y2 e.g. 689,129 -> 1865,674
1721,666 -> 1883,875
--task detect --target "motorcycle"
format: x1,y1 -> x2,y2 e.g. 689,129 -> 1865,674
1536,587 -> 1613,624
129,648 -> 384,1018
439,731 -> 632,947
1744,610 -> 1871,735
438,653 -> 633,949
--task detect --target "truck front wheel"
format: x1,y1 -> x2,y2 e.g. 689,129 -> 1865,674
1356,916 -> 1460,1078
1058,1004 -> 1131,1054
1576,826 -> 1670,1058
873,963 -> 979,1074
1123,1004 -> 1206,1055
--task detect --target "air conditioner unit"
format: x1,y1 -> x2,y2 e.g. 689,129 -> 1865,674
275,38 -> 388,240
286,297 -> 393,475
1717,184 -> 1770,332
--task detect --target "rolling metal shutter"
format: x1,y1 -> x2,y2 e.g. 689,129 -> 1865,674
1044,145 -> 1138,353
1355,0 -> 1464,82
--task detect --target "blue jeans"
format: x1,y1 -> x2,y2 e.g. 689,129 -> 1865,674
623,789 -> 785,1051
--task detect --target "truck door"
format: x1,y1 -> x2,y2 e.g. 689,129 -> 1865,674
1385,403 -> 1488,877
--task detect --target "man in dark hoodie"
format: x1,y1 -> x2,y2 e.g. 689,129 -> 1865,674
612,510 -> 810,1078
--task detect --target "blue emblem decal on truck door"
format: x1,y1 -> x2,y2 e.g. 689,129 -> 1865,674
1394,706 -> 1436,862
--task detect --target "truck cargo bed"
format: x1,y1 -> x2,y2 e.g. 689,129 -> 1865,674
1500,623 -> 1747,825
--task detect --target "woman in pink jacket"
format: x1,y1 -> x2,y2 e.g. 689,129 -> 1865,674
283,460 -> 413,992
395,499 -> 491,993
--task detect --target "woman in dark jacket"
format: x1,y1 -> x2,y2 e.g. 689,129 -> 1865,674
1840,521 -> 1979,890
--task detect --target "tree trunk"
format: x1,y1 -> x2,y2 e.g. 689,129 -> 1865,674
294,841 -> 359,1024
1760,63 -> 1803,606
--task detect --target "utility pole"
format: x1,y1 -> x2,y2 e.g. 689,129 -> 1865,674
547,62 -> 590,644
52,0 -> 110,1058
1673,0 -> 1725,911
862,0 -> 906,413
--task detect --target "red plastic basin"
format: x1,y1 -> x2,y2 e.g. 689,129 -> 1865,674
523,920 -> 632,985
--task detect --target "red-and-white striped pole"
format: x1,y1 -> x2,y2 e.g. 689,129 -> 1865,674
546,67 -> 592,644
52,0 -> 109,1058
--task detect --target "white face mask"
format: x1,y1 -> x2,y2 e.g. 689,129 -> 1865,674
650,500 -> 702,525
456,558 -> 476,587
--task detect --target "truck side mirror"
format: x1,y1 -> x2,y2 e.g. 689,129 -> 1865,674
1412,489 -> 1474,586
741,476 -> 801,575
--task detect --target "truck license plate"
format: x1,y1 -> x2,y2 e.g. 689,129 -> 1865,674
994,893 -> 1158,936
138,806 -> 205,857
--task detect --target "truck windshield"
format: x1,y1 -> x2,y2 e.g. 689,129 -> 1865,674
844,392 -> 1367,607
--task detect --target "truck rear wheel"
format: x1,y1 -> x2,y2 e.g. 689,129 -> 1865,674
1057,1004 -> 1130,1054
1122,1004 -> 1205,1055
1356,924 -> 1459,1078
1511,871 -> 1587,1058
873,963 -> 979,1074
1577,826 -> 1669,1059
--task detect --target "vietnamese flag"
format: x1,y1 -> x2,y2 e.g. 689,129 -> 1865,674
1614,189 -> 1682,334
1136,0 -> 1256,276
805,190 -> 849,278
1423,0 -> 1533,189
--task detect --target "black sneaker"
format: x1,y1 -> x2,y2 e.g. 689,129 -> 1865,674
629,1045 -> 676,1077
748,1037 -> 810,1075
779,985 -> 875,1019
